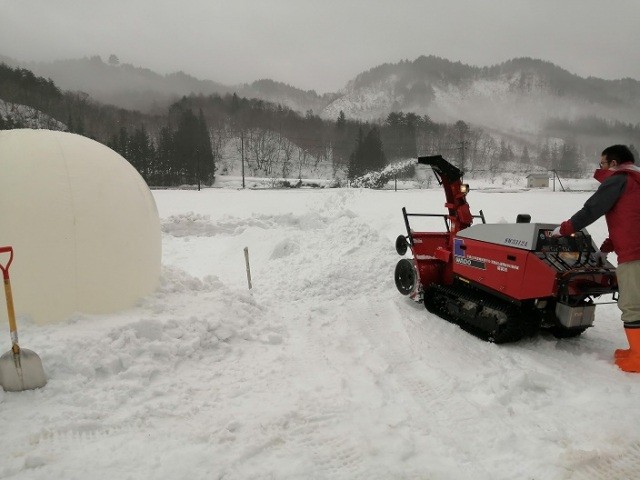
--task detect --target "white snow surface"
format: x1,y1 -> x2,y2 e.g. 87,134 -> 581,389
2,186 -> 640,480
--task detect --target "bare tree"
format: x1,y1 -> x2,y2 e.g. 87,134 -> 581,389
278,135 -> 294,178
296,148 -> 310,180
208,122 -> 229,173
246,128 -> 279,176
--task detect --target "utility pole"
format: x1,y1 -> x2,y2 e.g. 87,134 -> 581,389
196,146 -> 201,191
552,170 -> 566,192
241,129 -> 245,189
455,120 -> 469,172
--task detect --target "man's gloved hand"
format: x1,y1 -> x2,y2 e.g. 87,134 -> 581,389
552,220 -> 575,238
600,238 -> 614,253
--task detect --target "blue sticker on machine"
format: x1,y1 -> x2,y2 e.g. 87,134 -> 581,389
453,238 -> 486,269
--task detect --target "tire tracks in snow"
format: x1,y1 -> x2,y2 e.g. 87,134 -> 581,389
347,296 -> 503,479
562,441 -> 640,479
354,295 -> 640,479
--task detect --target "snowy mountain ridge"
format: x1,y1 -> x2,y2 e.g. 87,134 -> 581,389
4,53 -> 640,138
322,66 -> 640,135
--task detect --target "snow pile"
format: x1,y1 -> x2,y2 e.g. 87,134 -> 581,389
1,187 -> 640,479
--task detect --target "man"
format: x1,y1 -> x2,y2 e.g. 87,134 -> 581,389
553,145 -> 640,372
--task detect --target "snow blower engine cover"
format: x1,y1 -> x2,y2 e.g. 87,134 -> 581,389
0,129 -> 161,324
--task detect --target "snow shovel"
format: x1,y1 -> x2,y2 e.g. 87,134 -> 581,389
0,246 -> 47,392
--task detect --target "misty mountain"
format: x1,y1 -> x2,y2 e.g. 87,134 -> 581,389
0,54 -> 332,115
4,52 -> 640,165
5,57 -> 640,187
322,56 -> 640,137
4,53 -> 640,141
0,55 -> 233,112
237,79 -> 337,118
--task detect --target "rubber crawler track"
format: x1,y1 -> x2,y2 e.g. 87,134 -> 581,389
423,282 -> 539,343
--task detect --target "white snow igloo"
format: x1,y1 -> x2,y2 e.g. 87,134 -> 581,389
0,129 -> 161,325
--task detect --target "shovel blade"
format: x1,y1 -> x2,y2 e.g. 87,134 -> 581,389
0,348 -> 47,392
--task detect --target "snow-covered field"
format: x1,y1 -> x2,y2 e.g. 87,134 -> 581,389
2,185 -> 639,480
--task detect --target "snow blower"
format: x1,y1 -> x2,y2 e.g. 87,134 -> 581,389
394,155 -> 618,343
0,246 -> 47,391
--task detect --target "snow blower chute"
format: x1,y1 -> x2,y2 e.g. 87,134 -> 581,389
394,155 -> 618,343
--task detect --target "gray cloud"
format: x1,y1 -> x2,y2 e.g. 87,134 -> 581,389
2,0 -> 639,93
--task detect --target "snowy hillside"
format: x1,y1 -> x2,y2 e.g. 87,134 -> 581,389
321,57 -> 640,136
1,186 -> 639,479
322,72 -> 640,135
0,100 -> 66,130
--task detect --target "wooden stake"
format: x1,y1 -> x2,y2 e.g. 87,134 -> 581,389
244,247 -> 252,289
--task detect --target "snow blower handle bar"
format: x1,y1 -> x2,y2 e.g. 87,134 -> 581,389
0,246 -> 14,281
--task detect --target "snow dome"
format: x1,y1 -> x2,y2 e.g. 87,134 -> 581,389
0,129 -> 161,325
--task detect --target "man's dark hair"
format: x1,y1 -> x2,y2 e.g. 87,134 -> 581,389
602,144 -> 635,164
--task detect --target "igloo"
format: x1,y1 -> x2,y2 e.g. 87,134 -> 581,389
0,129 -> 161,325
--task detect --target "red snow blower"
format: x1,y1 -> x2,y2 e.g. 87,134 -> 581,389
0,246 -> 47,391
394,155 -> 618,343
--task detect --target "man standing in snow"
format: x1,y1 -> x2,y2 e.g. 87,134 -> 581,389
553,145 -> 640,372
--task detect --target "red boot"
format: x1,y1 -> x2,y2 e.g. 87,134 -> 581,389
615,328 -> 640,372
615,348 -> 629,360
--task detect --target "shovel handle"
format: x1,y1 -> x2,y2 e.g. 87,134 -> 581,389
0,247 -> 18,352
0,246 -> 14,281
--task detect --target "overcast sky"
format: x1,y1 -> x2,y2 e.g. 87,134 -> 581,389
2,0 -> 640,93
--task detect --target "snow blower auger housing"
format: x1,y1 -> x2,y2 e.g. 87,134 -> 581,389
394,155 -> 619,343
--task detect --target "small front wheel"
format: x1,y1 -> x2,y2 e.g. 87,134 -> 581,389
394,258 -> 417,295
395,235 -> 408,255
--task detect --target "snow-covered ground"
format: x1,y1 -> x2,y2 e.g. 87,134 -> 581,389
2,184 -> 639,480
